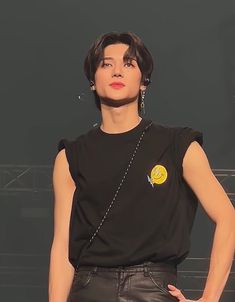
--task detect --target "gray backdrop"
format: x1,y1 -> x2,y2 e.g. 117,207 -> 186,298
1,0 -> 234,301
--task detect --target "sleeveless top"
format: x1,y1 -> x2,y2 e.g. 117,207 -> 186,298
57,118 -> 203,268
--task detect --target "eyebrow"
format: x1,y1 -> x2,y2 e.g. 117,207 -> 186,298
102,56 -> 137,61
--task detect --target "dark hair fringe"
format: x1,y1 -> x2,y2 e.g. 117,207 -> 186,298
84,31 -> 154,114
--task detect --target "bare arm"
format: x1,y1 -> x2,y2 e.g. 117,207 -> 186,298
48,149 -> 76,302
182,142 -> 235,302
168,141 -> 235,302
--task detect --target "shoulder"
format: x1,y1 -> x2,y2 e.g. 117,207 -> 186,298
150,120 -> 184,133
149,121 -> 204,173
55,134 -> 85,184
53,148 -> 75,186
151,121 -> 203,145
149,120 -> 184,141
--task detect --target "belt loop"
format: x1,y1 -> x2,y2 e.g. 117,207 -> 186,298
143,262 -> 149,277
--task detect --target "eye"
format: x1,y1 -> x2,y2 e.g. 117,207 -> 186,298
125,61 -> 135,67
101,62 -> 111,67
124,61 -> 135,67
100,61 -> 135,68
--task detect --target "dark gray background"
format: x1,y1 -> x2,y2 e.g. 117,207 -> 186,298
1,0 -> 234,301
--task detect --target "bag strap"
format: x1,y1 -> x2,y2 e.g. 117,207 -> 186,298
76,121 -> 153,269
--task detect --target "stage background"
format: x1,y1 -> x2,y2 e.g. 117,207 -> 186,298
1,0 -> 234,301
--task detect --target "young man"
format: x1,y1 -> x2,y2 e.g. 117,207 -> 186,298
49,31 -> 235,302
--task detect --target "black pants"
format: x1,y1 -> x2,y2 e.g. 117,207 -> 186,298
67,261 -> 179,302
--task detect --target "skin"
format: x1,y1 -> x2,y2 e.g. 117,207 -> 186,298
48,43 -> 235,302
91,43 -> 147,133
167,141 -> 235,302
49,151 -> 76,302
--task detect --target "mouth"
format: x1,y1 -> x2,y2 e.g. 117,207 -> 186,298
109,84 -> 125,89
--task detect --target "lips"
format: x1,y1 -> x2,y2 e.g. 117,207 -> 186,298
109,82 -> 125,89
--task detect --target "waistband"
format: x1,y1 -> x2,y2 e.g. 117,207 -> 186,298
76,261 -> 177,274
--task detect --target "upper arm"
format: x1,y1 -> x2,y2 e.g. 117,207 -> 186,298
182,141 -> 235,223
52,149 -> 76,250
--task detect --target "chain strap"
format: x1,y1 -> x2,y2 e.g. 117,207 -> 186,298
76,121 -> 153,270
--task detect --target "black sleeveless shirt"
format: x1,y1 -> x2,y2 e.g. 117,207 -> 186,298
57,118 -> 203,268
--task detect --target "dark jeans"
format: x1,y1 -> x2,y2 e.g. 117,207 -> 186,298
67,261 -> 179,302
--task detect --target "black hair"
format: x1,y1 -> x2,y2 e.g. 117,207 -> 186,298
83,31 -> 154,114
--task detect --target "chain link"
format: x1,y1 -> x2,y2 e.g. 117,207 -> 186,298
76,121 -> 153,270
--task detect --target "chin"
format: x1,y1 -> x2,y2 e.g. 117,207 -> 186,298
101,96 -> 136,107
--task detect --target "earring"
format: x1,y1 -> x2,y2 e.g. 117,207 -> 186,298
90,80 -> 95,90
140,89 -> 146,115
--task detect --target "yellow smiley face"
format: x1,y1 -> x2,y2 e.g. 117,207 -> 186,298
150,165 -> 168,185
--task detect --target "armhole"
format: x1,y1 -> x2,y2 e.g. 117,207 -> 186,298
57,138 -> 78,185
173,127 -> 204,176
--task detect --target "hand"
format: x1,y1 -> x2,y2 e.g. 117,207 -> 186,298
167,284 -> 206,302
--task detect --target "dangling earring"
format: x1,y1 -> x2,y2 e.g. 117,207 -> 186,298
140,89 -> 146,115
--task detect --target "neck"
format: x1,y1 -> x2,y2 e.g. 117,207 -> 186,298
100,114 -> 142,134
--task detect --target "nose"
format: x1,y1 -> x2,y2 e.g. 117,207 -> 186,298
112,64 -> 123,78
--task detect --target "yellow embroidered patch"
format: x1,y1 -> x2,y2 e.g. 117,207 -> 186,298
149,164 -> 168,185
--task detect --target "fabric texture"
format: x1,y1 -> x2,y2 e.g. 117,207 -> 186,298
56,118 -> 203,269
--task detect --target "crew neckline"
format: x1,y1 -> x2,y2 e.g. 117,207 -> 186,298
96,118 -> 152,139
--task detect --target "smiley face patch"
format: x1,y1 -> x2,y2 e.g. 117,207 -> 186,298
147,164 -> 168,188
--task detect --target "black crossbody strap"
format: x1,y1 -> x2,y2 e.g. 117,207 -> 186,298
76,121 -> 153,269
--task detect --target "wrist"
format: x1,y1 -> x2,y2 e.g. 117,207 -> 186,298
200,295 -> 219,302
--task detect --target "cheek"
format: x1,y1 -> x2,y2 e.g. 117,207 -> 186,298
127,72 -> 142,86
128,80 -> 142,92
94,71 -> 105,84
95,71 -> 113,87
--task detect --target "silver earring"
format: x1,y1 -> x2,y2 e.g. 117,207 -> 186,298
90,80 -> 95,90
140,90 -> 146,115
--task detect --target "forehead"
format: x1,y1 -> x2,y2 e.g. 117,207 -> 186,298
102,43 -> 136,60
